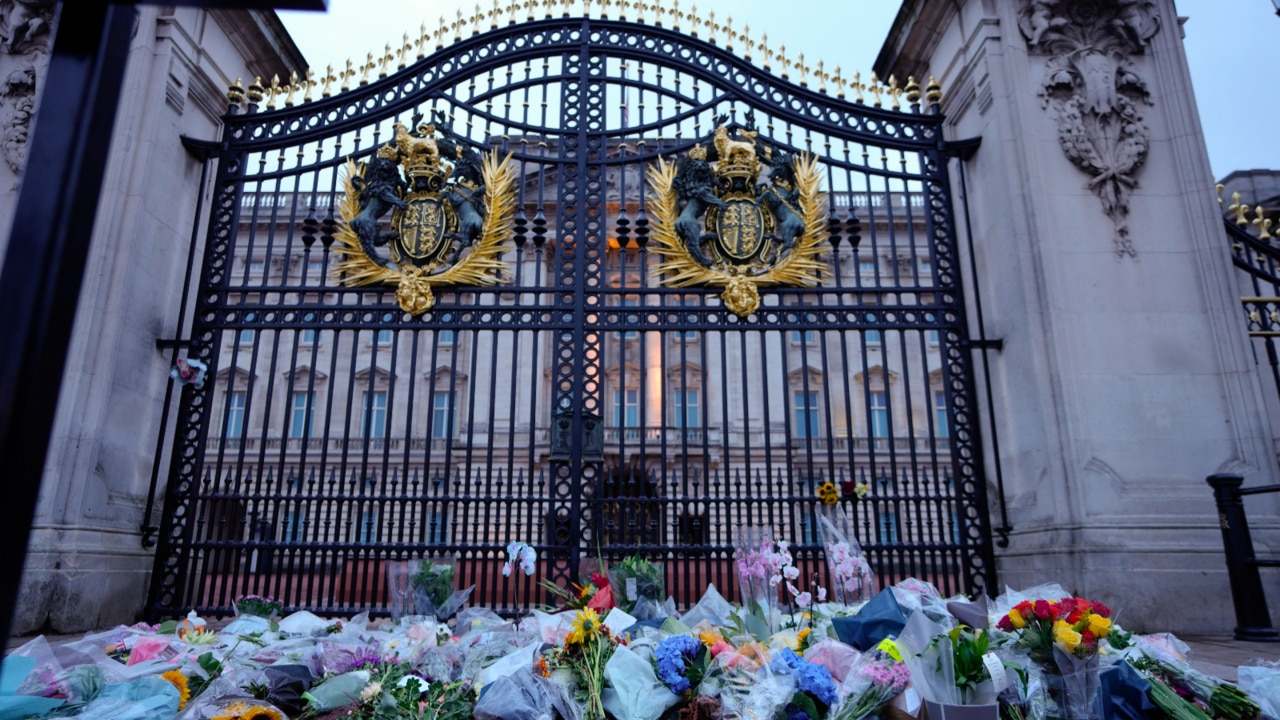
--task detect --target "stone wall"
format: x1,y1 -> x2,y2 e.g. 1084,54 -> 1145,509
876,0 -> 1280,632
10,7 -> 304,634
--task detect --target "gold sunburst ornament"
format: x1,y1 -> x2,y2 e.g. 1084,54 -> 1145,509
334,116 -> 517,314
647,122 -> 827,316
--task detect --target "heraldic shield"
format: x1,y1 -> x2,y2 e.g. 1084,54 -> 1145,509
647,118 -> 828,316
333,113 -> 516,315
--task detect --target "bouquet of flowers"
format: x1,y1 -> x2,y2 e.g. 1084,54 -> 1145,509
609,554 -> 665,617
769,648 -> 840,720
814,502 -> 873,606
410,557 -> 474,620
233,594 -> 282,619
653,634 -> 710,697
833,650 -> 911,720
543,608 -> 618,720
996,596 -> 1115,720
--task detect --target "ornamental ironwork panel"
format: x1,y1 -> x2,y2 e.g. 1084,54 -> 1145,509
145,13 -> 996,619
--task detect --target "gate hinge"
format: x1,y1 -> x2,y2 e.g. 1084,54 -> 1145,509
181,135 -> 223,160
943,136 -> 982,160
155,338 -> 193,350
963,338 -> 1004,351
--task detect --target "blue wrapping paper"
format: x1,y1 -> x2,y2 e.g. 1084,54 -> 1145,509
1100,663 -> 1158,720
832,588 -> 906,651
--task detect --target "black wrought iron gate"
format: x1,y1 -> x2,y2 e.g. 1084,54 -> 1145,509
146,9 -> 996,618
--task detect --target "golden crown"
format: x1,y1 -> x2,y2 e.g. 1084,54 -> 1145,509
376,142 -> 399,160
689,143 -> 707,161
716,152 -> 761,182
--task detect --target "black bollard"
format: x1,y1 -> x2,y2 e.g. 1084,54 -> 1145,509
1207,473 -> 1280,642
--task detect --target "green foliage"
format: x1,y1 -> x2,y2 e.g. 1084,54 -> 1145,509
611,555 -> 664,613
156,620 -> 178,635
947,625 -> 991,694
1210,682 -> 1261,720
411,561 -> 456,607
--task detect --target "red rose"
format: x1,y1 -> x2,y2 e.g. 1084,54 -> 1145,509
1093,601 -> 1112,618
1081,629 -> 1097,647
1015,600 -> 1034,615
1033,600 -> 1052,620
997,615 -> 1014,632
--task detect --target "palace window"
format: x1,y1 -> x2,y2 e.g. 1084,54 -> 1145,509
870,391 -> 890,438
613,388 -> 641,427
934,391 -> 948,437
361,391 -> 387,439
794,391 -> 820,438
289,392 -> 314,439
672,389 -> 700,428
431,391 -> 456,439
224,392 -> 246,438
878,510 -> 900,544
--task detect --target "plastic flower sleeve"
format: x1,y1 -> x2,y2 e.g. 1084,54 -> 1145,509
708,666 -> 796,720
896,607 -> 959,705
298,670 -> 371,712
472,670 -> 555,720
1238,659 -> 1280,718
733,525 -> 777,623
815,505 -> 874,605
601,644 -> 680,720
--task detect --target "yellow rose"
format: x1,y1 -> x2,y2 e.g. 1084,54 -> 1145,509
1087,614 -> 1111,637
1008,608 -> 1026,629
1054,619 -> 1082,652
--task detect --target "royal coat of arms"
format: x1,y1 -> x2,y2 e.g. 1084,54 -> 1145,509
334,114 -> 516,314
647,118 -> 827,316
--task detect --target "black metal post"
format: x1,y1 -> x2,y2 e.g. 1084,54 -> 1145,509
1206,473 -> 1280,642
0,4 -> 137,652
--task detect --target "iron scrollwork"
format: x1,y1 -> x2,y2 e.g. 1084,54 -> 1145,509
334,115 -> 517,314
647,119 -> 828,317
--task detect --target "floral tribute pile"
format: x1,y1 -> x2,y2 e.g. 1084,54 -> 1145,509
2,539 -> 1279,720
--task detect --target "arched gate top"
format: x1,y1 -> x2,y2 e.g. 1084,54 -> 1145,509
222,15 -> 944,157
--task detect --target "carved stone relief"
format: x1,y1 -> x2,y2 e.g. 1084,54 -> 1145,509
1018,0 -> 1160,257
0,0 -> 54,176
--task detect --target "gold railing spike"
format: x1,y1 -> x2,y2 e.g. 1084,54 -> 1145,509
379,43 -> 394,77
301,68 -> 316,103
339,59 -> 355,92
724,15 -> 735,49
742,23 -> 752,59
671,0 -> 682,31
1254,206 -> 1273,240
797,51 -> 808,86
1228,192 -> 1249,227
1216,183 -> 1225,205
925,75 -> 942,106
473,4 -> 484,34
689,4 -> 701,36
227,77 -> 246,108
561,0 -> 571,17
321,64 -> 336,97
435,17 -> 447,49
265,73 -> 282,110
619,0 -> 632,21
888,74 -> 901,110
416,22 -> 429,59
760,32 -> 770,70
833,66 -> 845,99
398,32 -> 411,69
778,44 -> 789,78
905,75 -> 921,106
454,9 -> 465,41
359,52 -> 375,85
525,0 -> 536,21
491,0 -> 502,27
543,0 -> 554,19
816,59 -> 827,94
869,72 -> 883,107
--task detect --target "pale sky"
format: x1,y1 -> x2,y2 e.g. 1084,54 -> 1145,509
278,0 -> 1277,180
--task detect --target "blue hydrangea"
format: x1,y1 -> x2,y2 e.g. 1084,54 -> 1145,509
769,648 -> 838,708
653,635 -> 703,695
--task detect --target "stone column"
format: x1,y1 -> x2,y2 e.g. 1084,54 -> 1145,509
876,0 -> 1280,632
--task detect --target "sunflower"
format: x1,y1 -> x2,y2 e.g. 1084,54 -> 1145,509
160,669 -> 190,710
209,701 -> 286,720
567,607 -> 601,646
816,481 -> 839,505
